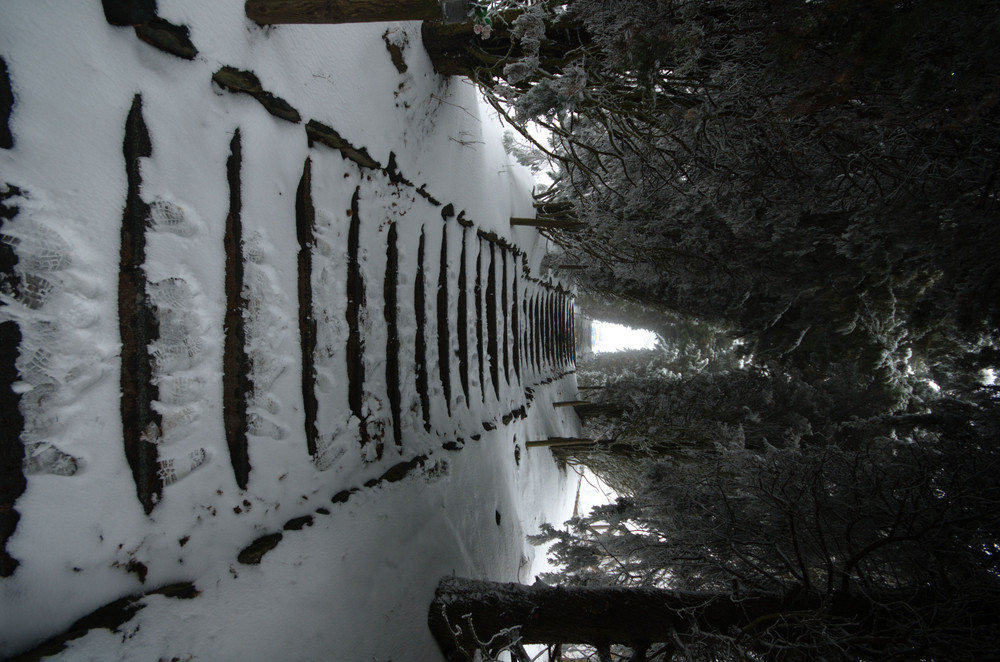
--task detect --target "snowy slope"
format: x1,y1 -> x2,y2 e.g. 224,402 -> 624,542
0,3 -> 581,660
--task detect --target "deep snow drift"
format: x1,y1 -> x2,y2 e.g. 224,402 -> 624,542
0,3 -> 581,660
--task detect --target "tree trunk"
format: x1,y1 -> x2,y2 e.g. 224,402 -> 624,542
427,577 -> 865,660
431,576 -> 1000,661
245,0 -> 442,24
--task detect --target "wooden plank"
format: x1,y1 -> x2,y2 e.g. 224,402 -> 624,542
553,400 -> 589,408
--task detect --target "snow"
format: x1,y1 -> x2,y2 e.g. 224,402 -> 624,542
0,3 -> 581,659
575,467 -> 618,514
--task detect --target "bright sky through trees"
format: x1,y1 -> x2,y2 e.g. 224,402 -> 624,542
591,321 -> 657,354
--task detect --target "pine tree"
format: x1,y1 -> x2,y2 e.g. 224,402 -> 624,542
433,395 -> 1000,660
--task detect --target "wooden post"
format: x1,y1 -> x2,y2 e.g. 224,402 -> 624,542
246,0 -> 448,25
526,437 -> 594,448
510,217 -> 585,231
553,400 -> 589,408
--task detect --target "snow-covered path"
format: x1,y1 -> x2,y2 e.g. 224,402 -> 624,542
0,3 -> 581,660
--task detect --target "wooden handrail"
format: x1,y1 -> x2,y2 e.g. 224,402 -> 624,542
526,437 -> 594,448
246,0 -> 444,25
510,217 -> 585,230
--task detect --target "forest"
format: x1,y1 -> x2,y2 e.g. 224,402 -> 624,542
423,0 -> 1000,660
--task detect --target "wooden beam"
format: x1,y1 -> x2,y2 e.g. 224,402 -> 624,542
533,201 -> 574,212
246,0 -> 443,25
510,217 -> 585,230
526,437 -> 594,448
553,400 -> 589,408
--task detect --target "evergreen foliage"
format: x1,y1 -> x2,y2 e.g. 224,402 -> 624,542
422,1 -> 1000,658
467,0 -> 1000,380
529,393 -> 1000,658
